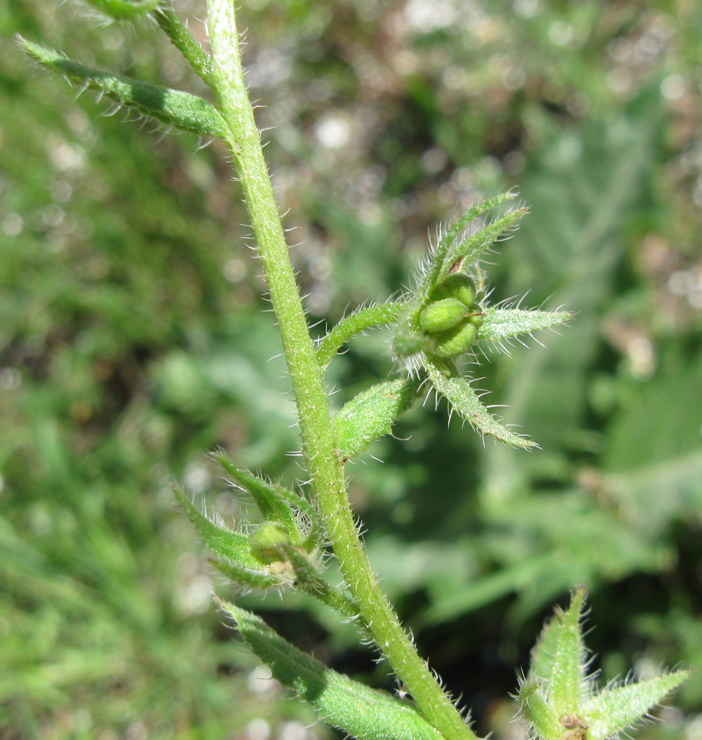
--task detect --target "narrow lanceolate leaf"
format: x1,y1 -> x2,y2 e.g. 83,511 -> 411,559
82,0 -> 161,19
20,39 -> 227,139
478,309 -> 573,342
583,670 -> 692,740
548,588 -> 588,712
438,208 -> 527,285
174,487 -> 262,570
528,607 -> 564,685
424,192 -> 516,293
334,377 -> 419,460
210,559 -> 286,590
217,600 -> 445,740
214,454 -> 323,549
316,301 -> 405,369
424,358 -> 537,449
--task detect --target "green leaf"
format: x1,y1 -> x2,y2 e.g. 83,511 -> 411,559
334,378 -> 419,460
518,590 -> 689,740
316,301 -> 404,369
583,670 -> 692,740
423,192 -> 517,294
528,606 -> 564,685
438,207 -> 527,286
173,487 -> 262,570
478,309 -> 573,343
547,588 -> 588,713
20,39 -> 227,139
217,599 -> 445,740
213,456 -> 301,538
424,358 -> 537,449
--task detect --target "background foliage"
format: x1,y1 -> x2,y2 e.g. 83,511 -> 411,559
1,1 -> 701,738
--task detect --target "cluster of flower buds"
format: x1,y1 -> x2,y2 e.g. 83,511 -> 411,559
417,273 -> 484,359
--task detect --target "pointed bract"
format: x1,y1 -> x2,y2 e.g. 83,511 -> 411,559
82,0 -> 161,19
548,588 -> 588,713
478,309 -> 573,343
438,208 -> 527,286
583,671 -> 692,740
174,487 -> 262,570
214,454 -> 323,550
424,357 -> 538,449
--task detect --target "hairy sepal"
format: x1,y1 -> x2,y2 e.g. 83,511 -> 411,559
174,487 -> 263,570
210,559 -> 288,590
334,377 -> 419,460
217,599 -> 445,740
424,357 -> 537,449
20,39 -> 227,139
214,453 -> 323,551
547,587 -> 588,712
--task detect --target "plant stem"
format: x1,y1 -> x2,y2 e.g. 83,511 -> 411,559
204,3 -> 476,739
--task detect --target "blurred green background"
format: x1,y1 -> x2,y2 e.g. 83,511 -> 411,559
1,0 -> 701,738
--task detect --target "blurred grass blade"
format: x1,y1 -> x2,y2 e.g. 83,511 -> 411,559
334,377 -> 418,459
20,38 -> 227,138
82,0 -> 161,19
217,599 -> 445,740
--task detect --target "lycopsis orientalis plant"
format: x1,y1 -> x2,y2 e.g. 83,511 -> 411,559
20,2 -> 690,739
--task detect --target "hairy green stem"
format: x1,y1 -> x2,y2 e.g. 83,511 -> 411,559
203,2 -> 476,739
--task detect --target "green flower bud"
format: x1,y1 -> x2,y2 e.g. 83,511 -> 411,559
249,522 -> 291,562
429,274 -> 475,307
419,298 -> 468,334
430,320 -> 478,358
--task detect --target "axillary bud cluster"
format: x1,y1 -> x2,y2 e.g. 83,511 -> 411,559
418,274 -> 483,359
